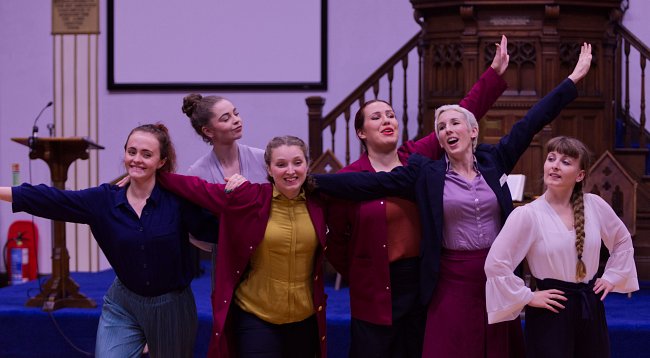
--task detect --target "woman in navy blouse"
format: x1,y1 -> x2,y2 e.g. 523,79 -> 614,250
314,44 -> 593,357
0,123 -> 218,358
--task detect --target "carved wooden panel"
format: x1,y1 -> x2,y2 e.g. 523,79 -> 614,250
587,151 -> 637,235
310,149 -> 343,174
412,0 -> 620,197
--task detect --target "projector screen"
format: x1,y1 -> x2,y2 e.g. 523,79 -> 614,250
107,0 -> 327,90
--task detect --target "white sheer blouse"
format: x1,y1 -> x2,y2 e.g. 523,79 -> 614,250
485,193 -> 638,324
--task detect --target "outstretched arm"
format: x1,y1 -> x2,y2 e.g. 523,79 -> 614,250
0,187 -> 11,202
313,156 -> 421,201
400,35 -> 509,160
158,172 -> 230,215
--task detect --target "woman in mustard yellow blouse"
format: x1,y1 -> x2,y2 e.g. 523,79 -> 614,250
157,136 -> 328,358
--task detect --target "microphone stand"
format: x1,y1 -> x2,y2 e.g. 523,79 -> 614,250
27,101 -> 53,153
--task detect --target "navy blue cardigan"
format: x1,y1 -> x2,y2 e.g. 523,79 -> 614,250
315,78 -> 579,305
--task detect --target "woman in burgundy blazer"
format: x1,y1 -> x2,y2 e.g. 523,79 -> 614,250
158,136 -> 328,358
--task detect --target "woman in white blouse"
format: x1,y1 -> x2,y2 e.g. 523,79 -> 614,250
484,136 -> 638,357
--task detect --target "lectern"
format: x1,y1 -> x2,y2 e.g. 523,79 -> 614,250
12,137 -> 103,311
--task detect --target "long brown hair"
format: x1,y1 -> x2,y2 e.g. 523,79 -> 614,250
546,136 -> 592,281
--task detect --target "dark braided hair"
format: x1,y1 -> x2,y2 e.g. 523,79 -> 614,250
546,136 -> 592,281
125,123 -> 177,174
181,93 -> 226,144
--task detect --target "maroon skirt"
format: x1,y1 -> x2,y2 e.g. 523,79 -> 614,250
422,248 -> 524,358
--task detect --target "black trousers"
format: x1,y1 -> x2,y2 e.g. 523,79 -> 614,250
525,277 -> 610,358
349,257 -> 425,358
233,304 -> 318,358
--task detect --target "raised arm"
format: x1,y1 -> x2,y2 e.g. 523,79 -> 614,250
399,35 -> 509,161
494,43 -> 592,173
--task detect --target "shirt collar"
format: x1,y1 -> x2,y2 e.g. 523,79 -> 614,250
114,182 -> 162,208
444,153 -> 479,174
272,185 -> 306,201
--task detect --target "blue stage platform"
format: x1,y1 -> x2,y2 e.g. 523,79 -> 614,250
0,264 -> 648,357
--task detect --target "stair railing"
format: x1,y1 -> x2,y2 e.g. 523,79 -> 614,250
306,32 -> 423,167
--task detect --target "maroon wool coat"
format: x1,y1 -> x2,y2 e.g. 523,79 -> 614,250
326,67 -> 507,325
158,173 -> 328,357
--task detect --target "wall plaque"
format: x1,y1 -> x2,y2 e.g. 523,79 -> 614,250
52,0 -> 99,35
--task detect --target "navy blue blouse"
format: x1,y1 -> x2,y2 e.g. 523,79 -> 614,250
12,182 -> 218,297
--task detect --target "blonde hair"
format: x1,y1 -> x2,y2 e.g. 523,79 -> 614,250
434,105 -> 479,151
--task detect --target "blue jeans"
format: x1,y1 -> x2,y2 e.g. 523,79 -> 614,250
95,278 -> 197,358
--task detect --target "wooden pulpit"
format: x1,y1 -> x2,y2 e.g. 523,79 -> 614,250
11,137 -> 104,311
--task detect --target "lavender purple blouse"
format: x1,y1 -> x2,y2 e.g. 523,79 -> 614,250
442,157 -> 501,250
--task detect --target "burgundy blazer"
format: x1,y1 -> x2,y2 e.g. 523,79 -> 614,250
326,67 -> 507,325
159,173 -> 328,357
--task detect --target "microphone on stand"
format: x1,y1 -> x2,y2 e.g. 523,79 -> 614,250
27,101 -> 53,152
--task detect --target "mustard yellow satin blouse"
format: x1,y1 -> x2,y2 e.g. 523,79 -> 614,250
234,187 -> 318,324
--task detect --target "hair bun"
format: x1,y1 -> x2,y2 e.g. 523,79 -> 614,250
181,93 -> 203,118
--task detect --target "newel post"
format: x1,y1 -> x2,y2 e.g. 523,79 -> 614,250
306,96 -> 325,162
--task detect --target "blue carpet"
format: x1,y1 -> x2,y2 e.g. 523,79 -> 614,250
0,265 -> 647,357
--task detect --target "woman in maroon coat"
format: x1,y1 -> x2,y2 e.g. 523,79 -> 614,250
158,136 -> 328,358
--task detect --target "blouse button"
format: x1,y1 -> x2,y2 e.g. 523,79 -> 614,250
382,244 -> 386,248
215,332 -> 219,336
224,300 -> 227,304
236,270 -> 240,274
380,201 -> 384,205
321,336 -> 326,341
249,246 -> 253,250
386,286 -> 390,290
318,305 -> 323,312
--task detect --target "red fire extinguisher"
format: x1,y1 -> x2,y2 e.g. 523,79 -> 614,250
3,220 -> 39,284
